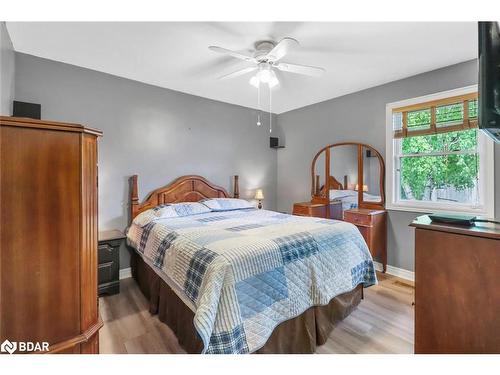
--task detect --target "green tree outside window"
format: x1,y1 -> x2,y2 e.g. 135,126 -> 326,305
398,100 -> 478,201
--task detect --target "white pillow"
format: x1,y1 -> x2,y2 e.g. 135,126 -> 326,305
329,189 -> 358,200
133,202 -> 211,227
201,198 -> 254,211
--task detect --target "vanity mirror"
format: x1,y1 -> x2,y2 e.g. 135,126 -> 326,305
295,142 -> 387,272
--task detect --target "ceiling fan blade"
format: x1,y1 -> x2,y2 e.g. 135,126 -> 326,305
267,37 -> 299,61
208,46 -> 255,62
218,66 -> 257,80
275,62 -> 325,77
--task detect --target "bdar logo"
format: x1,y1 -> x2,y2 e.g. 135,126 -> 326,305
1,339 -> 17,354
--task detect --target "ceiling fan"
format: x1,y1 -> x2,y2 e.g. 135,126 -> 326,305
208,38 -> 326,88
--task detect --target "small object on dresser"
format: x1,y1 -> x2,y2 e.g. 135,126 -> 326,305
428,213 -> 476,226
98,230 -> 125,296
292,201 -> 343,220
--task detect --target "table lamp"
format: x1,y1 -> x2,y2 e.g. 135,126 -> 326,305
254,189 -> 264,209
354,184 -> 369,192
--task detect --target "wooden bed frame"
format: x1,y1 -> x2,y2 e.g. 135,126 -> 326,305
318,175 -> 349,194
130,174 -> 239,221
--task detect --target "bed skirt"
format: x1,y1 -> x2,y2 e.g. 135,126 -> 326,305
130,250 -> 362,354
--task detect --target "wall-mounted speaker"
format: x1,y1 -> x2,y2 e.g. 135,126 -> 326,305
13,101 -> 41,120
270,137 -> 279,148
269,137 -> 284,149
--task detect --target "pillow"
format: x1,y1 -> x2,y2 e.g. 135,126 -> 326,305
329,189 -> 358,200
200,198 -> 254,211
133,202 -> 211,227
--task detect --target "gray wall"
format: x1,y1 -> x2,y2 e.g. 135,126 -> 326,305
13,52 -> 499,273
15,53 -> 280,268
277,59 -> 500,271
0,22 -> 15,115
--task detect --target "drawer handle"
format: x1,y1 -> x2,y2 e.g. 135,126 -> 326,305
99,244 -> 114,253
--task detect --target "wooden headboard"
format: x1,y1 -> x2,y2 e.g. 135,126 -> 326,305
130,175 -> 239,220
317,175 -> 349,197
315,174 -> 348,194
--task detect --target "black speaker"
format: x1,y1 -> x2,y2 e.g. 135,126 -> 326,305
13,101 -> 41,119
270,137 -> 279,148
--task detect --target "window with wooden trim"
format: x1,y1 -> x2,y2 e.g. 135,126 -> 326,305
386,86 -> 494,216
392,92 -> 478,139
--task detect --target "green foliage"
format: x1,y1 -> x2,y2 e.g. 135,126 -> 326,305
407,109 -> 430,129
469,99 -> 478,118
400,130 -> 478,201
436,103 -> 462,124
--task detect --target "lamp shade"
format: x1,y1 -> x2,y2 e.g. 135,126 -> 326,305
254,189 -> 264,200
354,184 -> 369,192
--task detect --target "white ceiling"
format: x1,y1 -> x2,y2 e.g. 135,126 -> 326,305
6,22 -> 477,114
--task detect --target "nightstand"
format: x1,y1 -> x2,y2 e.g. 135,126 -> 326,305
344,208 -> 387,272
98,230 -> 125,296
292,201 -> 343,220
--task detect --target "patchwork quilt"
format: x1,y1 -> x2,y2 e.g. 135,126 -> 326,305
329,190 -> 382,211
127,208 -> 376,354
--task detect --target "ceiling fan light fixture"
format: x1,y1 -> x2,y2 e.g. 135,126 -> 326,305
249,67 -> 279,88
249,75 -> 260,88
267,73 -> 279,88
257,68 -> 272,83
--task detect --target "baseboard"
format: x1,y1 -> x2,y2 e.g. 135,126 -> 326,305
373,261 -> 414,282
119,267 -> 132,280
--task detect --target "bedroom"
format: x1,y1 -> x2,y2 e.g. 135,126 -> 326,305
1,1 -> 499,373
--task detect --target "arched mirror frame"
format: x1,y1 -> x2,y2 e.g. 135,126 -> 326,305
310,142 -> 386,210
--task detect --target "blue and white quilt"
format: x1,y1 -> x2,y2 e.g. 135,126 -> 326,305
329,189 -> 382,211
127,207 -> 376,354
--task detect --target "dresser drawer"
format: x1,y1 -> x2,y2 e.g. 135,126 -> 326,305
356,226 -> 369,244
344,211 -> 372,226
293,204 -> 310,216
98,261 -> 118,285
98,243 -> 117,264
98,231 -> 124,296
293,203 -> 329,218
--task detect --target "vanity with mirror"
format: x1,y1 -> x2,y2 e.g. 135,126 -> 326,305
292,142 -> 387,272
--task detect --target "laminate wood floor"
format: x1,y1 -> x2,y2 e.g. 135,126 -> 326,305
99,273 -> 414,354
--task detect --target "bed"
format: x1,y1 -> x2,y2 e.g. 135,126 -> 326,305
324,175 -> 382,211
126,175 -> 376,354
329,176 -> 381,211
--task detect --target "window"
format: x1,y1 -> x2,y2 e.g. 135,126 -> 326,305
386,86 -> 494,216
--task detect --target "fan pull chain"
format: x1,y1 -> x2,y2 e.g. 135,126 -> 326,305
256,82 -> 262,126
269,85 -> 272,133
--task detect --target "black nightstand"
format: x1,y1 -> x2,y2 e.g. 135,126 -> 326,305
98,230 -> 125,296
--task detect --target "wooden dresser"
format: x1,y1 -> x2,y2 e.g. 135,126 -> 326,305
411,215 -> 500,353
0,116 -> 103,354
292,201 -> 343,220
344,208 -> 387,272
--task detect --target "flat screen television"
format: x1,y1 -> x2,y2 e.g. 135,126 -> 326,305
478,21 -> 500,143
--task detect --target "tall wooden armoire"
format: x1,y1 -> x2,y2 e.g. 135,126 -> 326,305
0,116 -> 103,353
